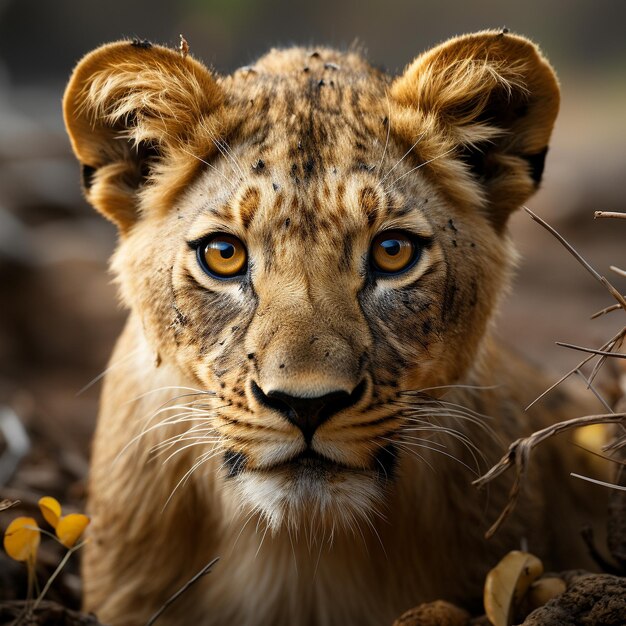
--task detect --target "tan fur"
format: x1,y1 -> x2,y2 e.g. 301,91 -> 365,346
64,32 -> 604,625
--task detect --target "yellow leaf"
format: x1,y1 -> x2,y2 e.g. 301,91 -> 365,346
56,514 -> 90,548
3,517 -> 41,562
484,551 -> 543,626
38,496 -> 62,529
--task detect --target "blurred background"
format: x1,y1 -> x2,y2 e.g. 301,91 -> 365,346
0,0 -> 625,596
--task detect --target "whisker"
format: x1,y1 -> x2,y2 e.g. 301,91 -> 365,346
401,383 -> 500,395
377,132 -> 425,187
162,445 -> 224,511
161,439 -> 222,466
213,138 -> 246,181
126,386 -> 212,406
384,146 -> 457,190
380,437 -> 433,472
76,346 -> 143,396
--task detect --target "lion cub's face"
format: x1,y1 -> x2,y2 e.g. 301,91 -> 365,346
64,35 -> 559,529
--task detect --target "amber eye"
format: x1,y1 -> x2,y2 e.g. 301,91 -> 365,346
370,231 -> 420,275
197,234 -> 247,278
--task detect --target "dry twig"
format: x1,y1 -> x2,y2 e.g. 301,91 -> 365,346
555,342 -> 626,359
144,558 -> 219,626
595,211 -> 626,220
474,413 -> 626,538
476,209 -> 626,538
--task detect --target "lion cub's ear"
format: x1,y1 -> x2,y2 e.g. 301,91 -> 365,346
63,41 -> 223,232
391,31 -> 559,230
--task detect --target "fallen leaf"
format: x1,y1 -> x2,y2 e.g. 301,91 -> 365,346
483,550 -> 543,626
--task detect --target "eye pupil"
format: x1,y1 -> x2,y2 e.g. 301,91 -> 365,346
381,240 -> 401,256
218,243 -> 235,259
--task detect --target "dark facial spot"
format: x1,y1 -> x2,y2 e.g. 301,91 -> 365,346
452,239 -> 457,247
309,51 -> 321,59
172,304 -> 187,327
304,158 -> 315,174
441,279 -> 460,323
252,159 -> 265,172
272,182 -> 280,191
448,219 -> 458,233
317,79 -> 325,87
284,218 -> 291,228
223,450 -> 248,478
469,280 -> 479,307
247,352 -> 255,360
279,363 -> 285,369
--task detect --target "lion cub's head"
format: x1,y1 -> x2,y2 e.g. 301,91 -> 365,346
64,32 -> 558,530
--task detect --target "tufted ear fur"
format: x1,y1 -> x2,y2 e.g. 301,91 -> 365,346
391,30 -> 560,230
63,40 -> 223,232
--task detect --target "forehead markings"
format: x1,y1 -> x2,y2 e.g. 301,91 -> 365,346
237,186 -> 261,230
359,185 -> 382,227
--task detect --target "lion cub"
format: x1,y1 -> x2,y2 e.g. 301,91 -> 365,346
64,30 -> 602,625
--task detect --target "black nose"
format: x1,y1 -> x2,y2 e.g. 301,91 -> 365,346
251,380 -> 366,443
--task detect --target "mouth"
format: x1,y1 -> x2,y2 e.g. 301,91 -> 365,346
224,443 -> 398,482
273,448 -> 354,473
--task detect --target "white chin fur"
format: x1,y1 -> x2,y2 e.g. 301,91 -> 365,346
231,464 -> 385,533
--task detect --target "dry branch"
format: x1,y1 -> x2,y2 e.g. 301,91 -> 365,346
523,207 -> 626,311
145,558 -> 219,626
477,209 -> 626,539
555,342 -> 626,359
594,211 -> 626,220
474,413 -> 626,538
591,303 -> 622,319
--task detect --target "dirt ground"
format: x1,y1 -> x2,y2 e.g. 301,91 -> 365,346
0,78 -> 624,619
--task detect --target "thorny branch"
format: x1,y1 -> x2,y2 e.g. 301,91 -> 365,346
524,207 -> 626,311
476,209 -> 626,538
473,413 -> 626,539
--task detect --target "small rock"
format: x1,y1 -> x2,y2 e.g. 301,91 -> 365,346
393,600 -> 470,626
521,574 -> 626,626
